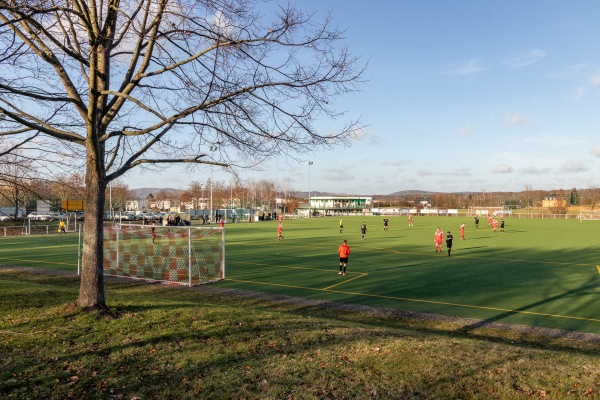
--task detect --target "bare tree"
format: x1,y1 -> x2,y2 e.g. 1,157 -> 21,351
105,179 -> 134,211
581,186 -> 600,210
180,180 -> 203,210
49,173 -> 86,208
0,0 -> 364,309
0,151 -> 34,217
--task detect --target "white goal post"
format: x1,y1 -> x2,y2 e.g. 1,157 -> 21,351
103,223 -> 225,286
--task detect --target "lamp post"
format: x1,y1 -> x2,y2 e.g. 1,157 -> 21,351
200,184 -> 204,211
308,161 -> 313,218
209,145 -> 217,222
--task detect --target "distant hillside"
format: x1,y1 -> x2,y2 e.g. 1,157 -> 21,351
130,188 -> 487,199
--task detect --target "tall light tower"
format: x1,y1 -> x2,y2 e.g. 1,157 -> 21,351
200,184 -> 204,211
308,161 -> 313,218
209,145 -> 217,222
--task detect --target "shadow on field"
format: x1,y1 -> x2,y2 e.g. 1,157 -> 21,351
190,284 -> 600,354
372,264 -> 421,271
456,277 -> 600,340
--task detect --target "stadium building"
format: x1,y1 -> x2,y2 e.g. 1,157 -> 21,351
302,196 -> 373,216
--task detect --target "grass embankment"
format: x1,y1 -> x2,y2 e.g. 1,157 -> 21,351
1,268 -> 599,399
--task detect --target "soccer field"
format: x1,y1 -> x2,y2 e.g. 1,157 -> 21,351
1,216 -> 599,334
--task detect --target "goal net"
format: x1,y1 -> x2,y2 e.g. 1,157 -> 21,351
578,210 -> 600,221
103,223 -> 225,286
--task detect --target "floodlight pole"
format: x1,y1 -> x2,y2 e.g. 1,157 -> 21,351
308,161 -> 313,218
201,184 -> 204,211
210,146 -> 217,222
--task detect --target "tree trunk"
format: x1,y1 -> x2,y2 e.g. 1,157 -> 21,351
76,141 -> 107,310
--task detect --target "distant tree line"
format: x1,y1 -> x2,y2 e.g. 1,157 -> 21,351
2,165 -> 599,215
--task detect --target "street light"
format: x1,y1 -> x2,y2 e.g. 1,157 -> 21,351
201,184 -> 204,211
209,145 -> 217,222
308,161 -> 313,218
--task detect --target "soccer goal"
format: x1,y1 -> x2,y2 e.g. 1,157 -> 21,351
578,210 -> 600,221
103,223 -> 225,286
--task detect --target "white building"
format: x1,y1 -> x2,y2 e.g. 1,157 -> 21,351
300,196 -> 373,217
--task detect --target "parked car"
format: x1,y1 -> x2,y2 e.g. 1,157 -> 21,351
38,213 -> 55,221
0,215 -> 10,222
120,213 -> 135,221
27,212 -> 54,221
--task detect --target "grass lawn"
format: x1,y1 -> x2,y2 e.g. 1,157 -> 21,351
1,216 -> 599,334
1,268 -> 599,399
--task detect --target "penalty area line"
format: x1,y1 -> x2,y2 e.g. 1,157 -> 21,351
323,272 -> 368,290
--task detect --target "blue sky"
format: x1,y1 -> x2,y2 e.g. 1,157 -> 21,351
126,0 -> 600,195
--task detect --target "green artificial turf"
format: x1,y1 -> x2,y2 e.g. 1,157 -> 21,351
1,216 -> 599,334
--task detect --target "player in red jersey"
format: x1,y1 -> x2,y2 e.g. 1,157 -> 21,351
434,227 -> 444,252
337,240 -> 351,276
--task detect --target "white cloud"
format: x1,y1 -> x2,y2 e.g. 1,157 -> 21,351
445,58 -> 485,75
322,168 -> 355,181
589,75 -> 600,86
575,86 -> 586,100
416,170 -> 432,177
503,49 -> 546,69
505,114 -> 528,124
591,147 -> 600,157
387,159 -> 411,167
452,168 -> 471,177
518,166 -> 551,175
351,127 -> 371,140
351,128 -> 386,145
561,160 -> 589,173
492,165 -> 514,174
547,63 -> 591,79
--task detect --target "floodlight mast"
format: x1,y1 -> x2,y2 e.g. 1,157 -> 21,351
210,146 -> 217,222
308,161 -> 313,218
